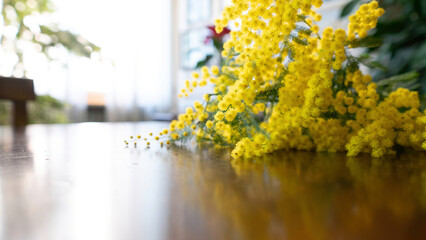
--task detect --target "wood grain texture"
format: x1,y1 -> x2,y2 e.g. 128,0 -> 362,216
0,122 -> 426,240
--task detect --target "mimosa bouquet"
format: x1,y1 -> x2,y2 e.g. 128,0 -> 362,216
128,0 -> 426,159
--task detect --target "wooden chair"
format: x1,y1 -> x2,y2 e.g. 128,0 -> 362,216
0,76 -> 36,127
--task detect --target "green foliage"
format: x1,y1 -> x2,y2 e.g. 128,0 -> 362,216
28,95 -> 69,124
0,101 -> 12,125
340,0 -> 361,17
346,36 -> 383,48
346,55 -> 360,73
376,71 -> 421,96
0,95 -> 68,125
195,28 -> 229,69
196,54 -> 213,68
39,25 -> 100,59
1,0 -> 100,75
283,40 -> 296,61
376,71 -> 419,86
341,0 -> 426,102
241,103 -> 270,139
254,83 -> 282,103
295,25 -> 312,35
289,34 -> 308,46
351,53 -> 388,71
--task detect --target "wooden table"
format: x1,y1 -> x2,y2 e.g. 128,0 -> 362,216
1,122 -> 426,240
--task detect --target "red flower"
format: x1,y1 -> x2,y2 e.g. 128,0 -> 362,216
204,25 -> 230,44
207,25 -> 230,38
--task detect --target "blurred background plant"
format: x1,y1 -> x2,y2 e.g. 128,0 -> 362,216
0,0 -> 100,124
195,25 -> 230,68
0,94 -> 70,125
0,101 -> 10,124
1,0 -> 100,75
28,95 -> 69,124
340,0 -> 426,106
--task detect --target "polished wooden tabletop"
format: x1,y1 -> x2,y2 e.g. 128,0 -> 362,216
1,122 -> 426,240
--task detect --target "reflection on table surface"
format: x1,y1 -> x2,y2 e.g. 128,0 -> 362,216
0,122 -> 426,240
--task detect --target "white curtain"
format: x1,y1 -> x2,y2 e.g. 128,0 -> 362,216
59,0 -> 172,122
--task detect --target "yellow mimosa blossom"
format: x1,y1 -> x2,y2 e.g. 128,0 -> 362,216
129,0 -> 426,160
